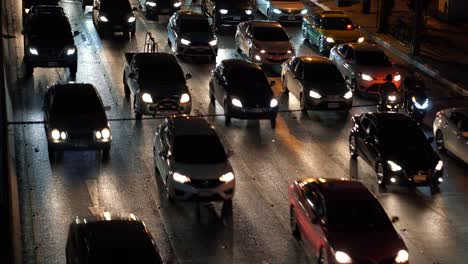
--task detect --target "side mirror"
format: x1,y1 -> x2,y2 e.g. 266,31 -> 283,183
104,106 -> 111,111
427,136 -> 434,143
159,151 -> 168,160
391,216 -> 399,223
132,7 -> 138,11
270,80 -> 276,86
128,72 -> 136,79
185,73 -> 192,80
73,31 -> 80,37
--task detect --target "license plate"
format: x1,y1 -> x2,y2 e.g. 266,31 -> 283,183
162,8 -> 170,12
250,108 -> 264,113
114,25 -> 122,30
233,16 -> 241,20
288,15 -> 296,21
328,103 -> 340,108
74,142 -> 89,148
199,191 -> 212,197
47,62 -> 58,67
414,175 -> 427,182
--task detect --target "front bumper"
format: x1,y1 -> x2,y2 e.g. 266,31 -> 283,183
253,51 -> 294,65
145,5 -> 180,15
176,43 -> 218,58
217,13 -> 254,26
304,96 -> 352,111
170,178 -> 235,201
140,99 -> 192,116
385,169 -> 443,187
97,21 -> 135,33
48,137 -> 111,151
229,106 -> 278,120
26,52 -> 77,68
358,80 -> 401,95
269,12 -> 304,22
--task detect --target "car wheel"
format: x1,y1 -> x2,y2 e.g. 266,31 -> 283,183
376,161 -> 387,190
209,82 -> 216,105
300,93 -> 307,113
123,74 -> 130,97
290,206 -> 301,240
130,30 -> 136,39
435,130 -> 445,151
25,62 -> 34,76
69,65 -> 77,78
224,100 -> 231,126
349,135 -> 358,159
318,247 -> 328,264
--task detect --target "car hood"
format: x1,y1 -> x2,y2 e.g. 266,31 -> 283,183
303,81 -> 348,96
29,38 -> 74,49
327,230 -> 405,262
50,113 -> 107,131
319,29 -> 362,41
181,32 -> 215,44
230,88 -> 273,107
354,65 -> 397,81
384,145 -> 439,172
253,40 -> 292,53
173,161 -> 232,180
140,82 -> 188,99
271,1 -> 305,10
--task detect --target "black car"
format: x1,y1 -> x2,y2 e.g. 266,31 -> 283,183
23,5 -> 78,76
349,112 -> 443,191
201,0 -> 255,30
209,59 -> 278,128
139,0 -> 182,19
66,213 -> 163,264
44,83 -> 111,162
167,11 -> 218,61
22,0 -> 59,24
281,56 -> 353,112
92,0 -> 136,38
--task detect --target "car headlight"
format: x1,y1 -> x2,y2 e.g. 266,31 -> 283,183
51,129 -> 67,140
146,2 -> 156,7
209,39 -> 218,46
395,249 -> 409,263
180,38 -> 191,46
360,73 -> 373,81
142,93 -> 153,103
387,160 -> 402,171
412,97 -> 429,109
435,160 -> 443,171
219,9 -> 228,14
231,98 -> 243,108
180,93 -> 190,103
326,37 -> 335,43
255,55 -> 261,61
343,90 -> 353,99
393,74 -> 401,82
301,9 -> 308,15
128,16 -> 136,23
99,15 -> 109,22
66,48 -> 76,56
335,251 -> 352,263
309,90 -> 322,99
245,10 -> 252,15
273,8 -> 282,14
270,98 -> 278,108
60,131 -> 67,140
25,8 -> 30,14
101,128 -> 111,139
260,49 -> 266,54
287,50 -> 293,54
357,37 -> 365,43
173,172 -> 191,183
219,172 -> 234,182
173,1 -> 182,8
29,47 -> 39,55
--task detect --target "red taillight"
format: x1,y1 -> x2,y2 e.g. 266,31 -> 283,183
436,111 -> 443,117
347,24 -> 353,30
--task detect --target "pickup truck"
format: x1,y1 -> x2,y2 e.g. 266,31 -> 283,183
123,33 -> 192,119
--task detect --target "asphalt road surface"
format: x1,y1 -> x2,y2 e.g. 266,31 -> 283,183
3,0 -> 468,263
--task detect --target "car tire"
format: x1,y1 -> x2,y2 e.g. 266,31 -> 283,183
25,62 -> 34,76
290,206 -> 301,240
270,118 -> 276,129
318,247 -> 328,264
435,130 -> 445,151
123,74 -> 130,97
209,82 -> 216,106
376,161 -> 387,190
224,100 -> 231,126
70,65 -> 77,78
167,38 -> 171,46
349,135 -> 358,159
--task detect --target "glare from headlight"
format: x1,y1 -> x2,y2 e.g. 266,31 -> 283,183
388,95 -> 397,102
270,98 -> 278,108
273,8 -> 282,14
173,172 -> 191,183
180,38 -> 191,45
309,90 -> 322,99
395,249 -> 409,263
260,49 -> 266,54
99,15 -> 109,22
387,160 -> 402,171
287,50 -> 292,54
25,8 -> 30,14
357,37 -> 365,43
60,132 -> 67,140
128,16 -> 136,23
255,55 -> 261,61
393,74 -> 401,82
435,160 -> 443,171
180,93 -> 190,103
219,172 -> 234,182
51,129 -> 60,140
343,90 -> 353,99
173,2 -> 182,7
231,98 -> 243,108
146,2 -> 156,7
95,131 -> 102,139
101,128 -> 111,139
66,48 -> 76,56
412,97 -> 429,109
29,48 -> 38,55
219,9 -> 228,14
301,9 -> 308,15
335,251 -> 352,263
326,37 -> 335,43
142,93 -> 153,103
361,73 -> 373,81
245,10 -> 252,15
209,39 -> 218,46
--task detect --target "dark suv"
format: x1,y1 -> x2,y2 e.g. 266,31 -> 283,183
23,5 -> 78,76
201,0 -> 255,30
92,0 -> 136,38
22,0 -> 59,25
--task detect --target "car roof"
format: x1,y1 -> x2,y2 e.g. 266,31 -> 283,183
169,117 -> 217,136
247,20 -> 282,28
348,43 -> 382,52
49,83 -> 98,97
364,112 -> 419,130
30,5 -> 65,17
298,56 -> 333,65
177,10 -> 207,19
319,10 -> 347,18
299,178 -> 375,201
221,59 -> 262,73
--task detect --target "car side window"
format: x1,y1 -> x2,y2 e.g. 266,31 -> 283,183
294,61 -> 304,79
245,25 -> 252,37
289,58 -> 298,70
345,47 -> 355,60
338,45 -> 349,57
360,117 -> 370,133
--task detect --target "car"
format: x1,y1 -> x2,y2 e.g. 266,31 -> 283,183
255,0 -> 308,22
330,43 -> 401,96
167,11 -> 218,61
22,0 -> 59,24
288,178 -> 409,264
92,0 -> 136,38
201,0 -> 255,30
433,108 -> 468,164
66,213 -> 163,264
22,5 -> 78,77
153,116 -> 235,205
349,112 -> 443,191
139,0 -> 182,20
302,10 -> 364,54
123,52 -> 192,119
281,56 -> 353,112
209,59 -> 279,128
235,20 -> 295,65
43,83 -> 111,162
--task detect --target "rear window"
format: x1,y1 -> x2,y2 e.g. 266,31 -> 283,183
173,135 -> 227,164
253,27 -> 289,42
355,51 -> 391,67
52,90 -> 102,115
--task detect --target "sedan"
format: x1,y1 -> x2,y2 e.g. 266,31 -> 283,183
92,0 -> 136,38
281,56 -> 353,112
235,20 -> 295,65
209,59 -> 278,128
433,108 -> 468,164
349,112 -> 443,191
44,83 -> 111,163
139,0 -> 182,19
289,178 -> 409,264
201,0 -> 255,30
330,43 -> 401,96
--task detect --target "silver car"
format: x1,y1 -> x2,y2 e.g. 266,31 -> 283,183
329,43 -> 401,96
255,0 -> 308,22
153,116 -> 235,205
235,20 -> 295,65
433,108 -> 468,164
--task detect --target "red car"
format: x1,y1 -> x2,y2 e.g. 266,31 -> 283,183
288,178 -> 409,264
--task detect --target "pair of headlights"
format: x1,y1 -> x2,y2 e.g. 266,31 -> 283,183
29,47 -> 76,56
387,160 -> 443,172
360,74 -> 401,82
173,172 -> 234,184
141,93 -> 190,104
334,249 -> 408,263
231,98 -> 278,108
99,15 -> 135,23
50,128 -> 110,141
308,90 -> 352,100
325,37 -> 365,44
147,1 -> 181,8
219,9 -> 252,15
272,9 -> 307,15
411,97 -> 429,109
180,38 -> 218,47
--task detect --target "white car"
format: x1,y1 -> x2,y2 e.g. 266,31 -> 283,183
255,0 -> 307,22
433,108 -> 468,164
153,116 -> 235,205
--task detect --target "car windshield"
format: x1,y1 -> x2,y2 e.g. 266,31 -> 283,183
378,124 -> 428,150
228,70 -> 271,92
326,200 -> 392,232
253,27 -> 289,42
30,19 -> 71,38
100,0 -> 131,11
355,51 -> 391,66
180,19 -> 212,33
320,17 -> 355,30
139,64 -> 185,84
303,63 -> 344,82
52,91 -> 102,115
173,135 -> 227,164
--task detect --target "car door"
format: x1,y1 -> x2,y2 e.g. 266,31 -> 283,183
239,24 -> 252,55
365,121 -> 380,167
445,111 -> 459,153
127,58 -> 139,95
291,60 -> 304,98
43,90 -> 53,133
214,67 -> 227,104
300,185 -> 326,256
454,118 -> 468,163
310,16 -> 322,45
356,116 -> 372,162
283,58 -> 298,96
342,47 -> 356,82
333,44 -> 348,75
156,123 -> 171,182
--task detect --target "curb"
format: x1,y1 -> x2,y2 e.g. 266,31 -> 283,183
309,0 -> 468,96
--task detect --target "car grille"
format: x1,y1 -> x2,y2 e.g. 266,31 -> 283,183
284,9 -> 302,15
68,131 -> 93,141
267,51 -> 287,56
39,48 -> 62,57
189,179 -> 222,189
